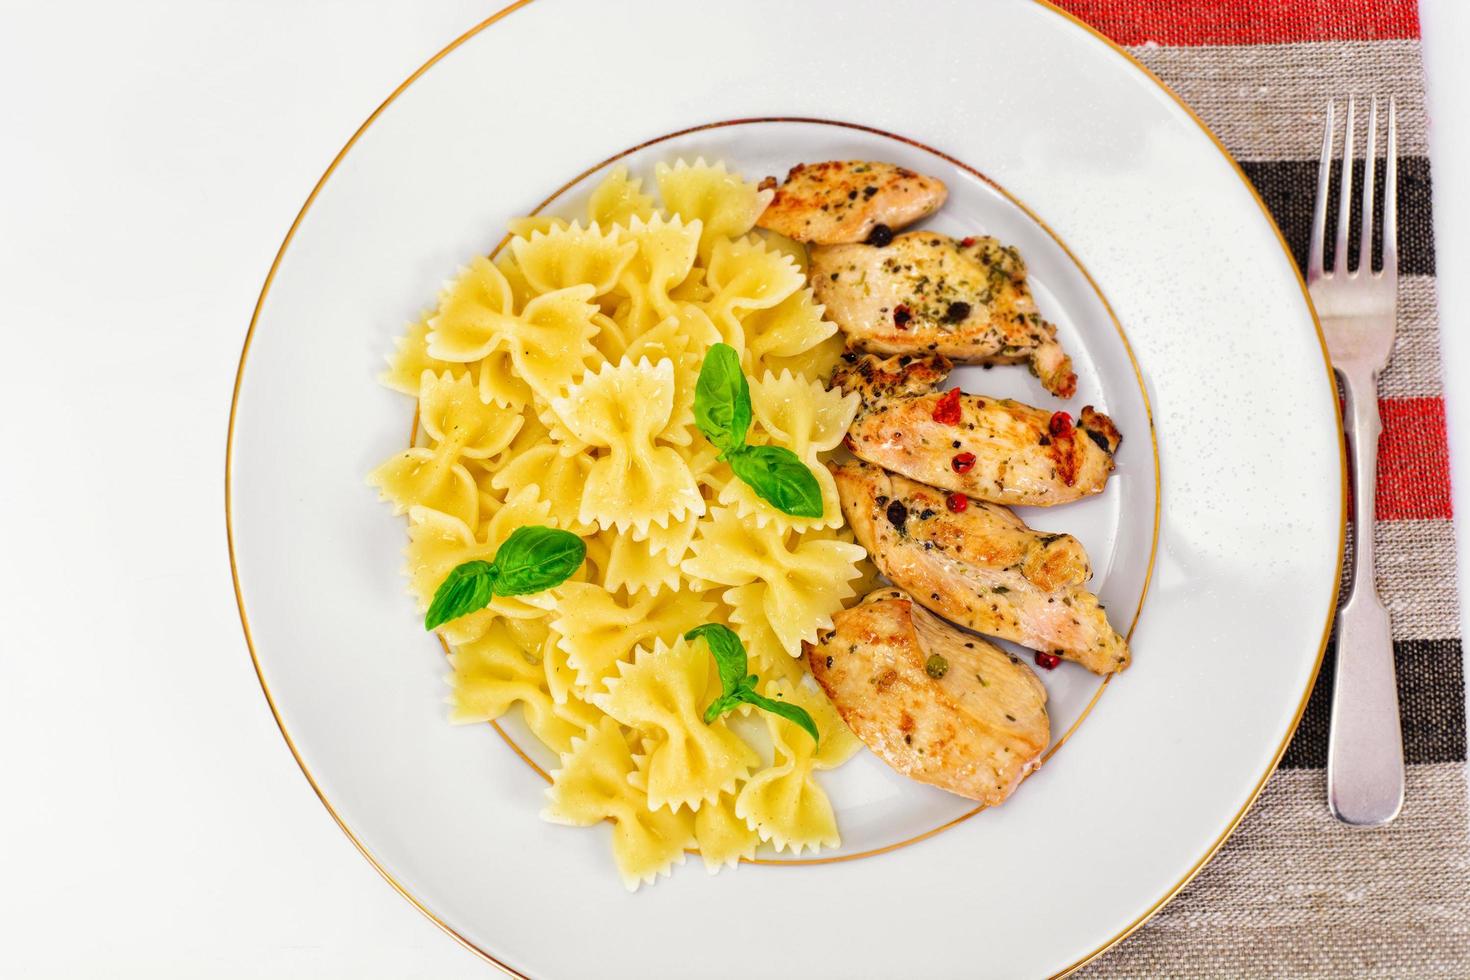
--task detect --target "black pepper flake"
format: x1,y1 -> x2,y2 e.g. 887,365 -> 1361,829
866,223 -> 894,247
825,655 -> 833,669
862,185 -> 878,199
951,439 -> 961,449
885,498 -> 908,532
1085,428 -> 1113,453
892,304 -> 912,328
944,301 -> 971,324
847,189 -> 858,200
918,508 -> 936,521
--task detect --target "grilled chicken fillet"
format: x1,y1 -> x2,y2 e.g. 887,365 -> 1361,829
845,388 -> 1120,507
805,588 -> 1049,804
829,350 -> 953,410
756,161 -> 947,245
833,461 -> 1130,674
810,231 -> 1077,398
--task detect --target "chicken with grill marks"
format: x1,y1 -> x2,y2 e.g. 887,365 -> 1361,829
843,384 -> 1120,508
810,231 -> 1077,398
805,587 -> 1049,805
756,160 -> 947,245
831,460 -> 1130,674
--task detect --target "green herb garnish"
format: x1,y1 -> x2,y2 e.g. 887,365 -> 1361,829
693,343 -> 823,518
684,623 -> 819,746
424,525 -> 584,630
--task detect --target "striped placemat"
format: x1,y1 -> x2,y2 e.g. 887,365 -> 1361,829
1049,1 -> 1470,976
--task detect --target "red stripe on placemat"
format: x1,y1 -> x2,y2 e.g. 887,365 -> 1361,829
1377,397 -> 1452,521
1049,0 -> 1420,46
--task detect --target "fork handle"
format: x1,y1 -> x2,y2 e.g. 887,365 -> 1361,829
1326,364 -> 1404,826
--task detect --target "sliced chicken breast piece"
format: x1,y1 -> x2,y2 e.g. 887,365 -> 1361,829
832,461 -> 1130,674
845,388 -> 1120,507
809,231 -> 1077,397
829,350 -> 952,410
756,161 -> 947,245
805,587 -> 1048,804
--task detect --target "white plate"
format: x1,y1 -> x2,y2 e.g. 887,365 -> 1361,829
227,1 -> 1344,976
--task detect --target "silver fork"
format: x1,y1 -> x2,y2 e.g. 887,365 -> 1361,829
1309,97 -> 1403,827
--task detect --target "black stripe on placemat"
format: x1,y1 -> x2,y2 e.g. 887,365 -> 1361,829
1281,637 -> 1466,769
1240,156 -> 1434,277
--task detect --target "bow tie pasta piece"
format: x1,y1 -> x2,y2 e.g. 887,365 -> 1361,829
595,638 -> 759,812
588,441 -> 722,591
488,443 -> 596,535
749,369 -> 859,456
550,583 -> 716,692
751,227 -> 809,275
586,165 -> 658,228
368,370 -> 524,527
682,507 -> 867,650
717,370 -> 860,532
427,256 -> 517,362
418,370 -> 525,461
477,351 -> 535,410
734,679 -> 861,855
693,790 -> 761,873
543,718 -> 696,891
614,214 -> 703,334
402,487 -> 557,645
447,620 -> 595,755
503,285 -> 604,403
719,584 -> 808,686
622,311 -> 720,447
742,287 -> 836,365
369,447 -> 478,528
548,358 -> 705,535
654,158 -> 774,262
380,312 -> 452,397
507,214 -> 567,240
592,528 -> 685,596
510,221 -> 638,297
759,331 -> 848,385
699,236 -> 805,351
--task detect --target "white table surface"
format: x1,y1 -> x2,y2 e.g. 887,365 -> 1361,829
1,3 -> 1465,976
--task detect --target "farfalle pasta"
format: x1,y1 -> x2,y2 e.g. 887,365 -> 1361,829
370,159 -> 872,888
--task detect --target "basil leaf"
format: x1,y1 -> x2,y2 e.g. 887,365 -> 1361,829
424,560 -> 498,630
737,686 -> 820,746
685,623 -> 748,698
727,444 -> 825,518
702,692 -> 745,726
491,525 -> 586,596
693,342 -> 752,454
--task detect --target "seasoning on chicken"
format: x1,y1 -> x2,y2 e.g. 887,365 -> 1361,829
809,231 -> 1077,398
832,461 -> 1130,674
829,350 -> 952,411
756,161 -> 948,245
844,387 -> 1120,507
805,587 -> 1049,804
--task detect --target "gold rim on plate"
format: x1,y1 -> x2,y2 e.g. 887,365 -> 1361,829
224,2 -> 1346,976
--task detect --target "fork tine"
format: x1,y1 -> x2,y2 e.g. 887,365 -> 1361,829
1358,98 -> 1378,275
1308,101 -> 1334,281
1383,96 -> 1398,275
1333,96 -> 1356,276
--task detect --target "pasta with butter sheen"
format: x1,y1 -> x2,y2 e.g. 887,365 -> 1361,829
370,159 -> 870,888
